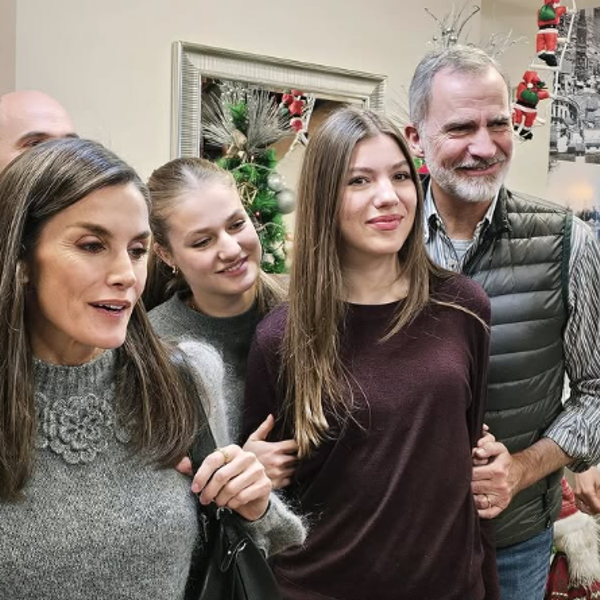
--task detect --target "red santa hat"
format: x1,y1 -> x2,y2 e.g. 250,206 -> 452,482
559,477 -> 580,520
522,70 -> 542,86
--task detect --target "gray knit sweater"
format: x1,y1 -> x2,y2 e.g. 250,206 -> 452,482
0,348 -> 303,599
149,293 -> 260,443
0,351 -> 197,600
149,295 -> 307,553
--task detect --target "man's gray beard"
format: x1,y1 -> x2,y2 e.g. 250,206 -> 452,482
426,156 -> 509,204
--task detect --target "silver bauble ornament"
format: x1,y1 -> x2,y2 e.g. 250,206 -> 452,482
267,172 -> 285,192
276,188 -> 296,214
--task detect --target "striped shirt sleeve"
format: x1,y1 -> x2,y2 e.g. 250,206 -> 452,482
543,217 -> 600,471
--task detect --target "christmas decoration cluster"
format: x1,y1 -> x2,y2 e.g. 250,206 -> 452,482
425,1 -> 575,142
201,83 -> 312,273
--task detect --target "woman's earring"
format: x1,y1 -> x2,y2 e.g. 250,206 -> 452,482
172,265 -> 179,276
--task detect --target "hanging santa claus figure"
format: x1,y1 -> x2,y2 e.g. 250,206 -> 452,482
537,0 -> 568,67
513,70 -> 550,140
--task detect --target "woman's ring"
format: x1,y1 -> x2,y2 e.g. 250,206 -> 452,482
485,494 -> 492,509
217,448 -> 231,465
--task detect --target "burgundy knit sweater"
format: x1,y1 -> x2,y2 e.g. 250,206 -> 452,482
242,274 -> 499,600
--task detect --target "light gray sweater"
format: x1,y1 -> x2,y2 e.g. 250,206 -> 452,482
0,351 -> 197,600
0,348 -> 303,599
149,295 -> 307,552
149,293 -> 260,443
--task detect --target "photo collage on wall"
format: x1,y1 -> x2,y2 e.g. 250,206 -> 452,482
549,6 -> 600,239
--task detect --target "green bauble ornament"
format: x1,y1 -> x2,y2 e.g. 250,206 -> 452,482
276,188 -> 296,214
267,172 -> 285,192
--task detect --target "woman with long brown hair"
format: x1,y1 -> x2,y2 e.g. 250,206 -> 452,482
242,106 -> 499,599
0,138 -> 276,599
145,158 -> 299,489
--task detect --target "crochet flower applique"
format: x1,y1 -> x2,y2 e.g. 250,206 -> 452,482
36,392 -> 128,464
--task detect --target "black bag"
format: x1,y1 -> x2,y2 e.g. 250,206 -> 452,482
184,430 -> 283,600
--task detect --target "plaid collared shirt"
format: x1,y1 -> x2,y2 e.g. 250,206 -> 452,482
424,183 -> 600,472
423,186 -> 500,272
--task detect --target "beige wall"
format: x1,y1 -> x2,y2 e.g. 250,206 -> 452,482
11,0 -> 579,202
0,0 -> 16,95
13,0 -> 479,179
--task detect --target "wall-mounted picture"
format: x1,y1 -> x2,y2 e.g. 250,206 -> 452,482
548,5 -> 600,237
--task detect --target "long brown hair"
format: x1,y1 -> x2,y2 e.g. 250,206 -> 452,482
144,156 -> 284,314
284,106 -> 453,457
0,138 -> 203,501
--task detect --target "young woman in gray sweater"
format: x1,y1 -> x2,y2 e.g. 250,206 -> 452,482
0,138 -> 278,600
145,158 -> 299,489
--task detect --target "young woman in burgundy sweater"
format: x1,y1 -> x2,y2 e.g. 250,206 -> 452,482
242,106 -> 500,600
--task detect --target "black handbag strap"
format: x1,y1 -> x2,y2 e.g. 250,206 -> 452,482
184,400 -> 222,598
184,395 -> 283,600
187,397 -> 222,525
169,346 -> 218,473
188,419 -> 218,473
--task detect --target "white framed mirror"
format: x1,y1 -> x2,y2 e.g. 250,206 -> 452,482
171,42 -> 387,159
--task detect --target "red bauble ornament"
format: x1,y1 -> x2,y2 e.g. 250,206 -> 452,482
290,117 -> 304,132
282,93 -> 294,105
289,99 -> 305,115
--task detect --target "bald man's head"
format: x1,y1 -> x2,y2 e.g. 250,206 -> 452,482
0,90 -> 77,171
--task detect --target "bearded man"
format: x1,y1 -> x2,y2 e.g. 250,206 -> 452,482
405,46 -> 600,600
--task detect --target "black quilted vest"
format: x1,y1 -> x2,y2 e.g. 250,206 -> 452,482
463,187 -> 572,547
